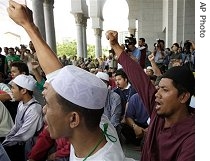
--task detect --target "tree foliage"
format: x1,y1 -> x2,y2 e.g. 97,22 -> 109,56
87,44 -> 95,58
56,40 -> 77,57
56,40 -> 109,58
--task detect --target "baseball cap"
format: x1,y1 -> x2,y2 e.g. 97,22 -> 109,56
51,65 -> 108,110
10,74 -> 36,91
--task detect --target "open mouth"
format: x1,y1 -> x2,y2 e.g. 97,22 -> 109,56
155,100 -> 161,110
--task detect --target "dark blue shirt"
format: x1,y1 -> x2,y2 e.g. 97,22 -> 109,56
125,93 -> 149,127
114,85 -> 136,116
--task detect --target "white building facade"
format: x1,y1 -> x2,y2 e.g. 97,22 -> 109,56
2,0 -> 195,58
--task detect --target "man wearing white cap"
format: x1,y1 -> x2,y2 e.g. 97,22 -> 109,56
95,72 -> 122,128
2,74 -> 43,161
7,2 -> 137,161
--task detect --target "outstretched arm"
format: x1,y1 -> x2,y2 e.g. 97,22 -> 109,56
7,1 -> 62,75
148,53 -> 162,76
106,30 -> 157,116
105,30 -> 124,60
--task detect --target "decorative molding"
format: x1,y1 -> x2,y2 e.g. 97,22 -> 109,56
94,28 -> 102,37
74,13 -> 88,27
74,13 -> 84,25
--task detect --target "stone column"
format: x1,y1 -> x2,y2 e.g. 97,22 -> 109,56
43,0 -> 57,53
166,0 -> 173,48
94,28 -> 102,58
82,17 -> 88,58
31,0 -> 46,40
74,13 -> 84,58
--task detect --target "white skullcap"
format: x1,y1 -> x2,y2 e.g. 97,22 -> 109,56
10,74 -> 36,91
95,72 -> 109,82
51,65 -> 108,110
146,66 -> 153,70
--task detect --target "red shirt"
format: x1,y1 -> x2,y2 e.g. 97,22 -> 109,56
109,78 -> 117,90
28,126 -> 70,160
118,51 -> 195,161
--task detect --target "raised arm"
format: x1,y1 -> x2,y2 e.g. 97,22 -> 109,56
106,30 -> 157,116
148,53 -> 162,76
7,1 -> 62,75
105,30 -> 124,59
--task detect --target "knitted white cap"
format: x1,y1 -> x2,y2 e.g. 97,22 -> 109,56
51,65 -> 108,109
95,72 -> 109,82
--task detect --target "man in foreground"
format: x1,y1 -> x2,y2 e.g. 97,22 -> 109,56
106,30 -> 195,161
7,1 -> 136,160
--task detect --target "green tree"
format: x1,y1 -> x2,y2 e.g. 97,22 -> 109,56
56,40 -> 77,57
87,44 -> 95,58
57,40 -> 109,58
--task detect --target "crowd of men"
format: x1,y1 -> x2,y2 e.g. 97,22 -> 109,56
0,1 -> 195,161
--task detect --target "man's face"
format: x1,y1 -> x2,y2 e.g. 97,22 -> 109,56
115,75 -> 127,89
172,45 -> 178,52
146,69 -> 153,76
10,67 -> 21,79
4,47 -> 8,54
127,43 -> 135,51
159,42 -> 165,49
11,83 -> 22,101
155,78 -> 182,117
138,40 -> 144,46
8,48 -> 15,55
29,41 -> 35,52
42,83 -> 71,139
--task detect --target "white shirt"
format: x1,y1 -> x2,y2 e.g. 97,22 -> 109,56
69,115 -> 137,161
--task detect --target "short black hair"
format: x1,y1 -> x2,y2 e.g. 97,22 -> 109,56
157,39 -> 165,45
8,47 -> 15,51
139,38 -> 145,42
114,68 -> 128,80
162,66 -> 195,106
11,61 -> 29,75
55,93 -> 104,131
173,43 -> 179,48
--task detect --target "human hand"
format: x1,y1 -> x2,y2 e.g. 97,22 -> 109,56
7,0 -> 33,28
105,30 -> 119,47
133,126 -> 144,139
31,61 -> 40,69
148,53 -> 155,62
